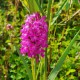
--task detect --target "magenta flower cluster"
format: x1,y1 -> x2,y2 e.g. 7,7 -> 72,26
20,13 -> 48,61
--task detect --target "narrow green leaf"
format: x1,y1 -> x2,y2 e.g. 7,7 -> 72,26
27,0 -> 39,13
51,0 -> 68,25
15,46 -> 33,80
47,0 -> 52,21
41,0 -> 44,9
48,30 -> 80,80
65,1 -> 70,11
20,0 -> 30,13
44,48 -> 48,80
35,0 -> 44,15
33,0 -> 40,12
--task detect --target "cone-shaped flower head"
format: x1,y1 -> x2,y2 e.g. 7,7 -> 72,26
20,13 -> 48,61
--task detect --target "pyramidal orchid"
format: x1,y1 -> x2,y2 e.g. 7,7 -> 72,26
20,13 -> 48,61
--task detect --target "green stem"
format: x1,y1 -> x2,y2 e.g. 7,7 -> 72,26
44,48 -> 47,80
40,60 -> 42,80
31,58 -> 36,80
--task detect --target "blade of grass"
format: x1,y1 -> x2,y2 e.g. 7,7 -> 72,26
31,58 -> 36,80
27,0 -> 35,13
20,0 -> 44,15
44,48 -> 47,80
47,0 -> 52,22
36,59 -> 43,80
20,0 -> 30,13
41,0 -> 43,9
48,30 -> 80,80
27,0 -> 40,13
15,46 -> 33,80
45,1 -> 52,79
35,0 -> 44,15
57,9 -> 80,25
51,0 -> 68,25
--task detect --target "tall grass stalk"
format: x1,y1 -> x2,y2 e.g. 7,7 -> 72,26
31,58 -> 36,80
44,48 -> 47,80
